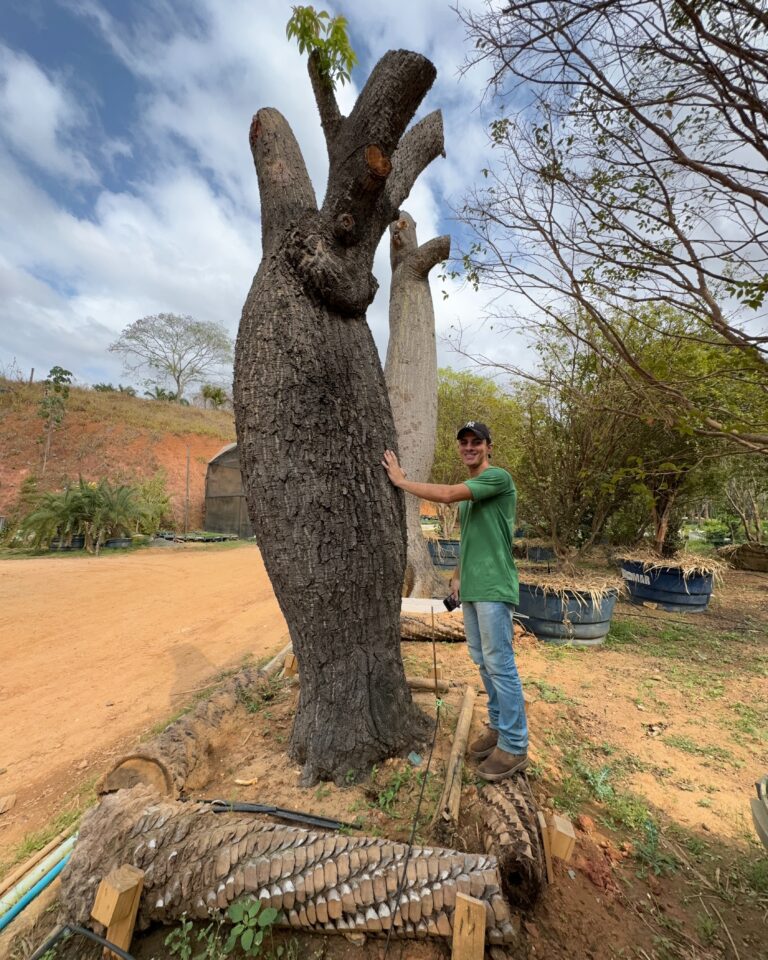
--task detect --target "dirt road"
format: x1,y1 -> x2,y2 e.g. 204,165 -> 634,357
0,543 -> 287,861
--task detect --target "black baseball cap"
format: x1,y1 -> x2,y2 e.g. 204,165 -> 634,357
457,421 -> 491,442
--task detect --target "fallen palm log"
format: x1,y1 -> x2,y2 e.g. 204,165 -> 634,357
61,785 -> 542,944
401,612 -> 465,643
434,685 -> 476,832
477,779 -> 545,909
97,642 -> 292,799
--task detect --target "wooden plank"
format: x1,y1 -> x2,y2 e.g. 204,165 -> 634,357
282,653 -> 298,677
547,813 -> 576,862
406,676 -> 450,693
537,812 -> 553,884
260,640 -> 293,679
435,686 -> 477,827
90,864 -> 144,958
451,891 -> 486,960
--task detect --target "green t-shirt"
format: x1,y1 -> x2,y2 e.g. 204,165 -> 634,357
458,466 -> 519,604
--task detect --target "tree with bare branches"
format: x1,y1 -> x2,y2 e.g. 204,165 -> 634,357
233,47 -> 445,784
459,0 -> 768,452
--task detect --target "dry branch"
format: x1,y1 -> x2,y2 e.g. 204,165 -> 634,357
435,686 -> 477,830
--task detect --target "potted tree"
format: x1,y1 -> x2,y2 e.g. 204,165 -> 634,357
517,570 -> 621,646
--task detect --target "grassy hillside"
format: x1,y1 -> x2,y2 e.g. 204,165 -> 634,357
0,378 -> 236,528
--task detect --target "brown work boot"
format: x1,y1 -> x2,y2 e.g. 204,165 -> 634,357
468,726 -> 498,760
477,747 -> 528,782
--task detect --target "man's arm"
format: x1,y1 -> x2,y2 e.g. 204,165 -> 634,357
381,450 -> 472,504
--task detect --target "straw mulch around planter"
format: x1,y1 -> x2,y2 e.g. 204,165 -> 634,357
717,542 -> 768,573
517,568 -> 622,606
616,549 -> 728,581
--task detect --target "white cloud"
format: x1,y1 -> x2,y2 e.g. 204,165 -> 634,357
1,0 -> 532,388
0,43 -> 95,182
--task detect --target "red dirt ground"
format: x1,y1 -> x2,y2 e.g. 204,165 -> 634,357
0,543 -> 286,862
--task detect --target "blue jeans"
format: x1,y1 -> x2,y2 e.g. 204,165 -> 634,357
463,602 -> 528,755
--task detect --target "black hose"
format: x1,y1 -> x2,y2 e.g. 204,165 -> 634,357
29,924 -> 136,960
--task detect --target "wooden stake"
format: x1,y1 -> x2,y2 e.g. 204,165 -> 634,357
260,640 -> 293,678
282,653 -> 298,677
434,685 -> 477,827
406,675 -> 450,693
451,891 -> 486,960
547,813 -> 576,862
537,812 -> 553,884
91,864 -> 144,958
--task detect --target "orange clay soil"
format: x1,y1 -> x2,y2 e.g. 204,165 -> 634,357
1,549 -> 766,960
0,543 -> 286,863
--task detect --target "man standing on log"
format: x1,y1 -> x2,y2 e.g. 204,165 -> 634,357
382,421 -> 528,780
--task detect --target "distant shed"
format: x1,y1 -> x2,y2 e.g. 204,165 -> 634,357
204,443 -> 254,539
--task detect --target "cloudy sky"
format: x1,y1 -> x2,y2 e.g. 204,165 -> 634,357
0,0 -> 528,391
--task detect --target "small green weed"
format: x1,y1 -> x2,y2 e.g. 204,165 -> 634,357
741,857 -> 768,895
372,766 -> 413,816
634,820 -> 678,878
696,912 -> 718,946
606,619 -> 640,645
224,900 -> 279,955
553,773 -> 590,817
662,734 -> 741,767
525,678 -> 576,704
726,702 -> 768,741
165,902 -> 280,960
237,676 -> 287,715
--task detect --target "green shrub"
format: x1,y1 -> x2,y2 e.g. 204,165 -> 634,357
19,477 -> 150,553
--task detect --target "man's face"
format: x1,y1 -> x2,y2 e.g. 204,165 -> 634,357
458,433 -> 490,469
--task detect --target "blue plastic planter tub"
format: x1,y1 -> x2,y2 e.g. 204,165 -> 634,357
619,559 -> 713,613
517,582 -> 618,646
427,538 -> 460,569
104,537 -> 133,549
526,545 -> 556,563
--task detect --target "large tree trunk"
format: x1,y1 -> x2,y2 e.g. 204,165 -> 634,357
385,213 -> 450,598
234,52 -> 445,785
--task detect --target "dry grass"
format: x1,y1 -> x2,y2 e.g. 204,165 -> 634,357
517,566 -> 622,605
0,378 -> 235,439
616,549 -> 728,580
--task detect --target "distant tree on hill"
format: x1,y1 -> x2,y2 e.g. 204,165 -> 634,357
110,313 -> 233,402
201,384 -> 228,409
93,382 -> 137,396
38,366 -> 72,476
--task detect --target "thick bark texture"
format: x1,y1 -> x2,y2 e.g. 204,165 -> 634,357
61,783 -> 540,941
385,213 -> 450,598
234,52 -> 445,784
